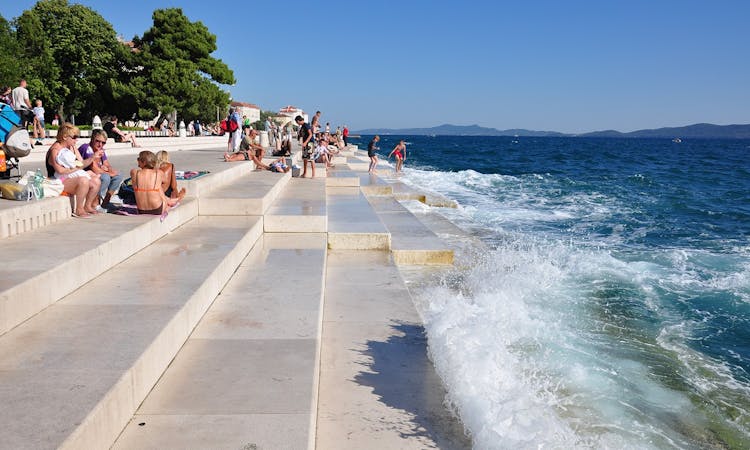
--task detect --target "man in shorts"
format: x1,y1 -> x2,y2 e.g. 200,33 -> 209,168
224,129 -> 269,170
296,115 -> 315,178
12,79 -> 35,130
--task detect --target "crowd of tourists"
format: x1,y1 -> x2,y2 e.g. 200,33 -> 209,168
1,77 -> 406,218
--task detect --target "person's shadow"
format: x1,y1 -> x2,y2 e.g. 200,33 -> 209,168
353,322 -> 471,449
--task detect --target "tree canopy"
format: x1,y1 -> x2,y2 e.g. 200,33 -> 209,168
125,8 -> 235,124
1,1 -> 234,125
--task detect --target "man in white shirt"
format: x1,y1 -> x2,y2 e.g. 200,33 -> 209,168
12,79 -> 34,128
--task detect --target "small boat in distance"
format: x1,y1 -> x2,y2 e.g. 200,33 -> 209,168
672,138 -> 682,143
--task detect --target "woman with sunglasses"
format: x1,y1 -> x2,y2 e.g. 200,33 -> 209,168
46,123 -> 102,218
79,129 -> 123,208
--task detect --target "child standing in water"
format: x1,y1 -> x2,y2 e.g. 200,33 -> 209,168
388,139 -> 406,172
368,135 -> 380,173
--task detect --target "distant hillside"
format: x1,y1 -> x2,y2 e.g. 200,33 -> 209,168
354,122 -> 750,139
579,123 -> 750,139
354,123 -> 566,137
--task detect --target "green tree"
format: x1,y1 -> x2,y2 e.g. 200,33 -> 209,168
127,8 -> 234,124
0,15 -> 23,88
14,0 -> 125,122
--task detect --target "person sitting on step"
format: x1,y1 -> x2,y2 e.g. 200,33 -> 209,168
47,123 -> 102,218
155,150 -> 186,200
78,129 -> 123,208
224,128 -> 270,170
130,150 -> 183,215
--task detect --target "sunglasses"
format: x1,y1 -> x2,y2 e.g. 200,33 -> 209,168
70,135 -> 80,139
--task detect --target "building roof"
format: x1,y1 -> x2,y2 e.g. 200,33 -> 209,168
279,105 -> 300,113
231,101 -> 260,109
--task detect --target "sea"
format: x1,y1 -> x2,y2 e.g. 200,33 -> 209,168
352,135 -> 750,449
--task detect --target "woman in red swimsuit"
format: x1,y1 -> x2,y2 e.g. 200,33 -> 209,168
388,139 -> 407,173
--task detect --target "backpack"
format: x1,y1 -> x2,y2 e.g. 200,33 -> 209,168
220,116 -> 238,133
117,177 -> 136,205
0,105 -> 32,159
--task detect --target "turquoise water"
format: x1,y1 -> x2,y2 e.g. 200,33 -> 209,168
356,135 -> 750,449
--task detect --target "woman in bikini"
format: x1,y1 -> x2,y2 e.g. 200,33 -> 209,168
130,151 -> 182,215
155,150 -> 186,199
388,139 -> 407,173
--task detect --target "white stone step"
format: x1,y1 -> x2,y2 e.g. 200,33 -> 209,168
327,187 -> 390,250
0,196 -> 71,239
264,178 -> 327,233
358,173 -> 393,196
325,170 -> 360,187
317,250 -> 470,448
0,216 -> 263,450
368,196 -> 454,265
199,169 -> 290,215
113,232 -> 327,450
391,181 -> 459,208
0,198 -> 198,336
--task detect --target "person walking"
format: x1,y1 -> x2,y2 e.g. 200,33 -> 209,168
368,135 -> 380,173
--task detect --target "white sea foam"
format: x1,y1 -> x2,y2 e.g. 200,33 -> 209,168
402,167 -> 750,448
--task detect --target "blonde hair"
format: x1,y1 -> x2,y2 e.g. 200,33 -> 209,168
56,123 -> 80,143
155,150 -> 170,167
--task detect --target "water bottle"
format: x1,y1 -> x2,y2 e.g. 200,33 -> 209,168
34,168 -> 44,199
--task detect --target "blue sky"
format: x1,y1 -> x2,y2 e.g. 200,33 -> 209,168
4,0 -> 750,133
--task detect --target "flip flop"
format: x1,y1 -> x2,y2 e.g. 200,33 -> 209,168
72,213 -> 91,219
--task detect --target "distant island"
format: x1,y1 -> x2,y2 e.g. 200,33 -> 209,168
354,123 -> 750,139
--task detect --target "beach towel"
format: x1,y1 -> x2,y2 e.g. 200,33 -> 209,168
175,170 -> 209,181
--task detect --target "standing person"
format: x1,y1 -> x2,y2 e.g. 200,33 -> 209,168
311,111 -> 321,134
368,135 -> 380,173
296,115 -> 315,178
79,129 -> 124,208
242,115 -> 251,132
193,119 -> 201,136
264,117 -> 275,147
342,125 -> 349,146
325,122 -> 330,133
227,107 -> 242,152
104,116 -> 141,147
12,79 -> 35,148
32,99 -> 45,145
388,139 -> 407,173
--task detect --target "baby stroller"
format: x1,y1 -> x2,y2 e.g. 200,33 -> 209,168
0,103 -> 33,179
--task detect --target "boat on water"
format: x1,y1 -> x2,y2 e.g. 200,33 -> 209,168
672,137 -> 682,143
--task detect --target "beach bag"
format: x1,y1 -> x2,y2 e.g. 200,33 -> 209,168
0,180 -> 32,200
117,177 -> 136,205
42,178 -> 64,197
4,127 -> 32,158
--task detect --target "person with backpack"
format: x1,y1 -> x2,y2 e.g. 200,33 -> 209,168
225,107 -> 242,152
